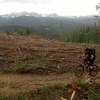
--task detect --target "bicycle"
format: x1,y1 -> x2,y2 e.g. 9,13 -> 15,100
74,61 -> 98,77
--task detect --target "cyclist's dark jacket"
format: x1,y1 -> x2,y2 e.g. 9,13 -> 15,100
84,48 -> 96,66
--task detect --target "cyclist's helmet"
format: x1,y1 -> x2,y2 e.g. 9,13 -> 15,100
85,48 -> 89,54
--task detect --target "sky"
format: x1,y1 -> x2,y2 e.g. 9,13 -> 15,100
0,0 -> 99,16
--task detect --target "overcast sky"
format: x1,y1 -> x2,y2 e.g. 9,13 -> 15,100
0,0 -> 99,16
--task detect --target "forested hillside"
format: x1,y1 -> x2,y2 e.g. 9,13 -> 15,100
0,13 -> 100,43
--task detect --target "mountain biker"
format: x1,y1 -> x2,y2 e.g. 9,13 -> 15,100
84,48 -> 96,66
90,49 -> 96,66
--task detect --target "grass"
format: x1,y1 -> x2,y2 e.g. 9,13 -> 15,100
10,84 -> 100,100
3,56 -> 49,73
0,72 -> 99,100
38,83 -> 100,100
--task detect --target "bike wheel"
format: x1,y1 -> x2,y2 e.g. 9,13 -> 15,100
88,65 -> 98,77
74,64 -> 84,77
35,67 -> 48,74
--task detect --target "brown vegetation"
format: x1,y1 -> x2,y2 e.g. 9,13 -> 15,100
0,33 -> 100,74
0,33 -> 99,99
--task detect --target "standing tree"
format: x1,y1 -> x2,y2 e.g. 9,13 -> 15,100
96,3 -> 100,16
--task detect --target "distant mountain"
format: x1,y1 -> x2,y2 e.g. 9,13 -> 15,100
1,12 -> 42,18
0,12 -> 99,35
1,12 -> 60,18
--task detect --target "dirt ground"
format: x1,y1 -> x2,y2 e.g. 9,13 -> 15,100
0,72 -> 99,96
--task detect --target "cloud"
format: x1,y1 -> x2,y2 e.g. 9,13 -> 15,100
0,0 -> 49,4
0,0 -> 98,16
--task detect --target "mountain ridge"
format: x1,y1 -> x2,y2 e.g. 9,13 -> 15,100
0,11 -> 96,18
0,12 -> 99,35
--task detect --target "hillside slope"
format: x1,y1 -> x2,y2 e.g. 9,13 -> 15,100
0,15 -> 98,35
0,34 -> 100,74
0,34 -> 99,99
